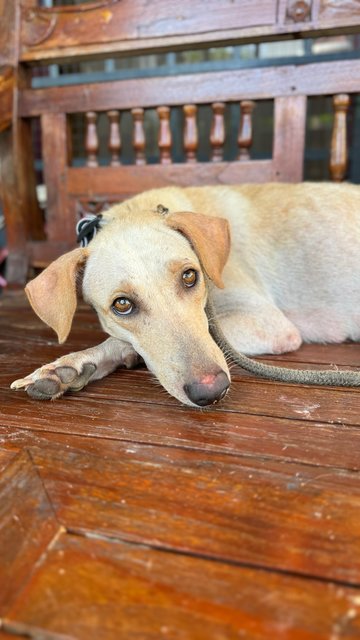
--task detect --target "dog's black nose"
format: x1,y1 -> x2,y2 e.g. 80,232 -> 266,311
183,370 -> 230,407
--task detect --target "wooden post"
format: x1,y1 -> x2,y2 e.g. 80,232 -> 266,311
157,106 -> 172,164
272,95 -> 307,182
330,94 -> 350,182
210,102 -> 225,162
0,66 -> 14,133
0,0 -> 43,284
41,112 -> 72,243
238,100 -> 255,161
107,110 -> 121,166
85,111 -> 99,168
132,108 -> 146,165
183,104 -> 198,163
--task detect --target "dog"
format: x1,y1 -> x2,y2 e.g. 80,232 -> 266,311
11,182 -> 360,407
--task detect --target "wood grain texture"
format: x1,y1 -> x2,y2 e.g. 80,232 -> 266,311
22,0 -> 277,50
5,531 -> 360,640
41,112 -> 72,243
0,120 -> 43,283
18,0 -> 360,64
27,440 -> 360,584
17,0 -> 276,63
66,162 -> 274,196
2,386 -> 360,471
0,451 -> 61,614
0,1 -> 44,283
273,95 -> 307,181
0,449 -> 18,474
0,66 -> 13,133
0,0 -> 18,68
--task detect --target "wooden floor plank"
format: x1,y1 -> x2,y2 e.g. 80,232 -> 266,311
80,372 -> 360,427
3,359 -> 360,426
2,391 -> 360,470
5,531 -> 360,640
0,451 -> 62,614
13,439 -> 360,585
0,449 -> 18,473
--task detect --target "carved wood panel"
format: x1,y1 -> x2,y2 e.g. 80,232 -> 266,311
19,0 -> 360,63
20,0 -> 277,62
320,0 -> 360,23
285,0 -> 313,23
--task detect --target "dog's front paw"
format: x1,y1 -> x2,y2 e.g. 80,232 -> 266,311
11,362 -> 96,400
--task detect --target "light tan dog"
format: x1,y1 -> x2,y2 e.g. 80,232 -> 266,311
11,182 -> 360,407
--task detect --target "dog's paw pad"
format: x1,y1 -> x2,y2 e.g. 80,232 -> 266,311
68,363 -> 96,391
54,366 -> 78,384
26,378 -> 62,400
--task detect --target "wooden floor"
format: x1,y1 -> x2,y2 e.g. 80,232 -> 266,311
1,291 -> 360,639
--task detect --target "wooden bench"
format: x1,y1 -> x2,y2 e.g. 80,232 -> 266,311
0,0 -> 360,284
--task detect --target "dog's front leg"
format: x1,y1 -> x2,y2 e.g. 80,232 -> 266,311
11,338 -> 141,400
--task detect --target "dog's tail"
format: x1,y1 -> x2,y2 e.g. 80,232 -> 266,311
206,299 -> 360,387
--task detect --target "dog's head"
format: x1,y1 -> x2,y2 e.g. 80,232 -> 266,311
25,205 -> 231,407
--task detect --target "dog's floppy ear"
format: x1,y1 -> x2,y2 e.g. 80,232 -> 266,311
25,247 -> 87,344
166,212 -> 230,288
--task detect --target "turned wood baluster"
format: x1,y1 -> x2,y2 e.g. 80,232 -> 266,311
157,106 -> 172,164
183,104 -> 198,163
132,108 -> 146,165
85,111 -> 99,167
107,110 -> 121,166
210,102 -> 225,162
330,94 -> 350,182
238,100 -> 255,160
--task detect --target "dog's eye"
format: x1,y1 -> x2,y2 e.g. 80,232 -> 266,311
182,269 -> 197,288
112,297 -> 134,315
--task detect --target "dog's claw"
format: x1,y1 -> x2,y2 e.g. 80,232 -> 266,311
11,374 -> 63,400
11,378 -> 34,391
10,362 -> 97,400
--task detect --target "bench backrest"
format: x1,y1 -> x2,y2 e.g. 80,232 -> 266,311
0,0 -> 359,282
